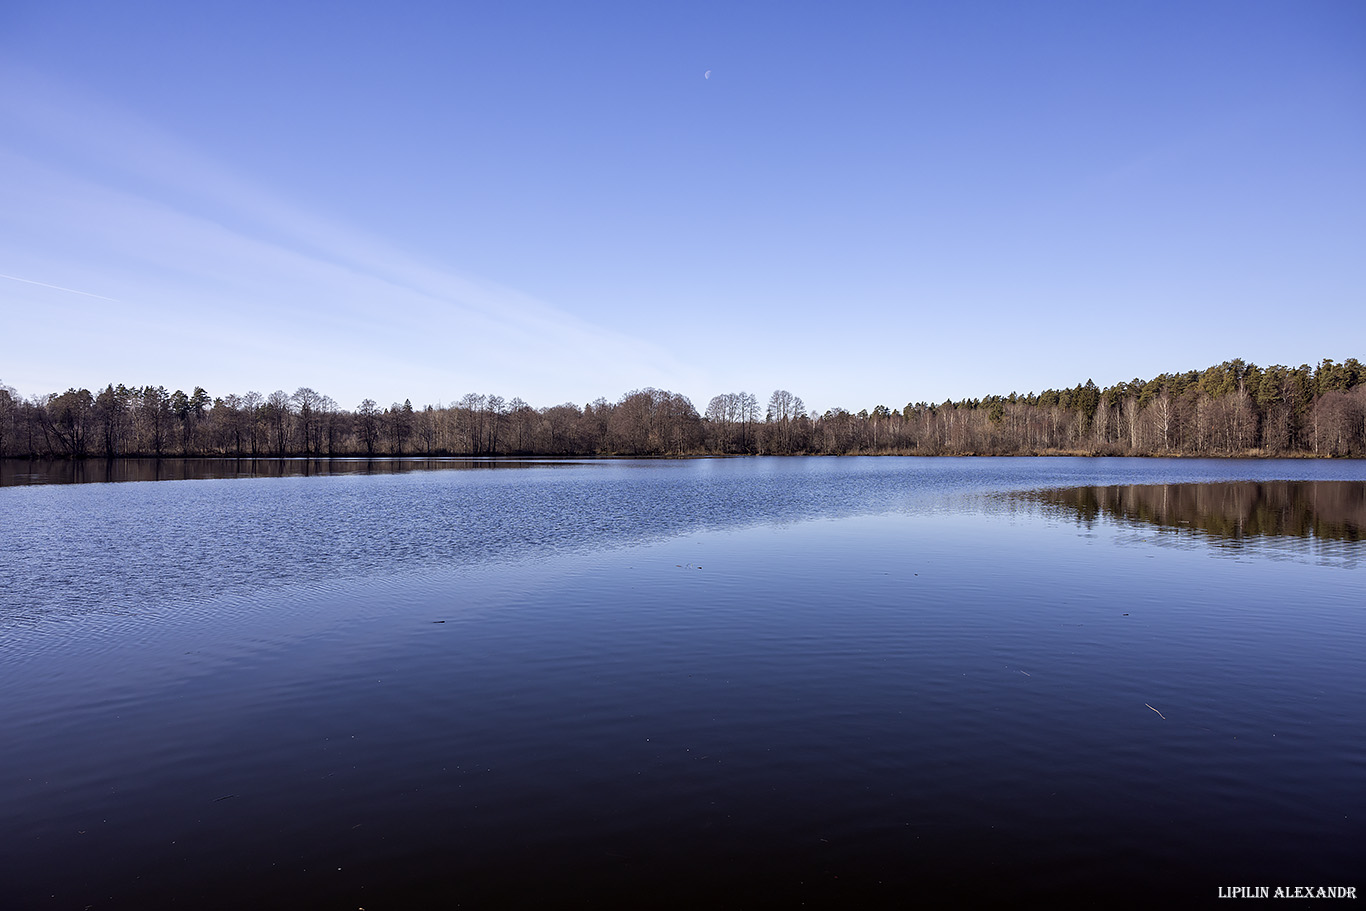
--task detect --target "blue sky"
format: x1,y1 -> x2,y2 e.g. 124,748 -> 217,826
2,1 -> 1362,415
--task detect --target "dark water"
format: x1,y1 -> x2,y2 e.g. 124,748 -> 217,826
2,458 -> 1363,908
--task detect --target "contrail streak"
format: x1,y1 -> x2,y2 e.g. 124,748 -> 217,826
0,272 -> 121,302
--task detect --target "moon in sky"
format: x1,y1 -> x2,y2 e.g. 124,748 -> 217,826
704,69 -> 711,79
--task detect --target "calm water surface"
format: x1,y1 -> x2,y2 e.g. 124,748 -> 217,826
1,457 -> 1363,908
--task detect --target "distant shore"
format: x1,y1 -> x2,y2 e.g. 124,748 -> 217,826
4,357 -> 1363,460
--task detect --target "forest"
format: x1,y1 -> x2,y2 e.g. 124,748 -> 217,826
2,358 -> 1364,460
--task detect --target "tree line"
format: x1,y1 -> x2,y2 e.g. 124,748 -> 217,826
2,357 -> 1364,460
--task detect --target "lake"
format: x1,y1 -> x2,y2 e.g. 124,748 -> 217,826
1,457 -> 1363,908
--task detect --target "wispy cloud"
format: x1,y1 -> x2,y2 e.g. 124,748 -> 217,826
0,271 -> 121,302
0,67 -> 705,404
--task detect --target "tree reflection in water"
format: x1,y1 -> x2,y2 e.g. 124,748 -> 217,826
0,457 -> 577,485
1017,481 -> 1364,558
